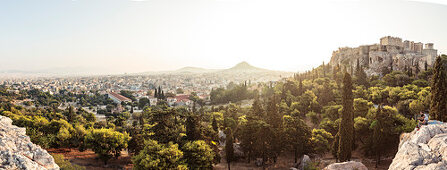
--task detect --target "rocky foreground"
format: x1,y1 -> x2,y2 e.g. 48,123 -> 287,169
389,122 -> 447,170
0,115 -> 59,170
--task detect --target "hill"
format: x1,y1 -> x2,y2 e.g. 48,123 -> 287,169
221,61 -> 270,73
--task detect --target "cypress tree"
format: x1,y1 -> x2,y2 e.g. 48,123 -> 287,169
338,72 -> 354,162
186,115 -> 201,141
298,79 -> 304,96
322,61 -> 326,77
415,61 -> 420,76
212,116 -> 218,132
225,128 -> 234,170
355,59 -> 369,87
430,56 -> 447,121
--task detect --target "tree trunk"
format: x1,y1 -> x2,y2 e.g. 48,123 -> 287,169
228,162 -> 230,170
294,148 -> 298,163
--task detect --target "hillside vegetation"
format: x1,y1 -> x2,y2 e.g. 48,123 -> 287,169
0,55 -> 446,169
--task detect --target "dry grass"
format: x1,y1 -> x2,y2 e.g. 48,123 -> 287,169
47,148 -> 133,170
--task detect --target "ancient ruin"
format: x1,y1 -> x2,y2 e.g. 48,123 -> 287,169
329,36 -> 438,75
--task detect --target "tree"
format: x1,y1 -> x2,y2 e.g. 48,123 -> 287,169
212,116 -> 219,133
138,97 -> 150,109
225,128 -> 234,170
311,128 -> 334,156
283,115 -> 312,163
176,88 -> 184,94
145,106 -> 184,143
430,55 -> 447,121
238,116 -> 261,163
186,115 -> 201,141
84,128 -> 130,165
132,140 -> 187,170
182,140 -> 215,169
338,72 -> 354,162
355,59 -> 369,87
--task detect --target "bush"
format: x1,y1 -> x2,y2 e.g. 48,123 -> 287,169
84,128 -> 130,165
132,140 -> 187,170
182,140 -> 215,169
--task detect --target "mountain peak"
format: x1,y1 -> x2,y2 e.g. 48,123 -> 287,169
230,61 -> 256,70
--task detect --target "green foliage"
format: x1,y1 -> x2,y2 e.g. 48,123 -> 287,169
311,128 -> 333,155
430,55 -> 447,121
132,140 -> 187,170
225,128 -> 235,164
210,82 -> 255,104
143,105 -> 185,144
338,72 -> 354,162
354,98 -> 373,118
84,128 -> 130,164
382,71 -> 413,87
283,115 -> 312,163
51,154 -> 85,170
182,140 -> 215,169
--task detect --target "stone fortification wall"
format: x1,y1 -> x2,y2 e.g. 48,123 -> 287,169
329,36 -> 438,76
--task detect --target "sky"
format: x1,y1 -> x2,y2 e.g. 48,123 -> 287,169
1,0 -> 447,74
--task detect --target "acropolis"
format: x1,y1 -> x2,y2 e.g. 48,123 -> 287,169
329,36 -> 438,75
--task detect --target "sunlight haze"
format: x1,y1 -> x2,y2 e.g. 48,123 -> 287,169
1,0 -> 446,74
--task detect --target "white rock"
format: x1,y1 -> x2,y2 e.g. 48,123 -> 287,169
390,122 -> 447,170
322,161 -> 367,170
0,116 -> 59,170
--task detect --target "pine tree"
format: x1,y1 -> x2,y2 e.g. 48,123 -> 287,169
430,56 -> 447,121
338,72 -> 354,162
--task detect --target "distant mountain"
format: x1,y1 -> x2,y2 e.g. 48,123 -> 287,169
138,61 -> 291,75
175,67 -> 219,73
223,61 -> 268,73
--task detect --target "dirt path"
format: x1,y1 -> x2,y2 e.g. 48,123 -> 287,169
48,148 -> 133,170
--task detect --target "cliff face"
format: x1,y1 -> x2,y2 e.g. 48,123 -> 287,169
329,36 -> 437,76
0,115 -> 59,170
389,123 -> 447,170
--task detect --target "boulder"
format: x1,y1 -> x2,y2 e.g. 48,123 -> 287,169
233,143 -> 244,157
0,116 -> 59,170
296,155 -> 310,170
390,123 -> 447,170
323,161 -> 367,170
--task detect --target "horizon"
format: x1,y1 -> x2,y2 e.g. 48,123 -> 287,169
1,0 -> 447,75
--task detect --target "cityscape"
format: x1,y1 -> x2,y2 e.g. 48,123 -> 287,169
1,0 -> 447,170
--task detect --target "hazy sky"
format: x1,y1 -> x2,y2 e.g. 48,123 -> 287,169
1,0 -> 447,74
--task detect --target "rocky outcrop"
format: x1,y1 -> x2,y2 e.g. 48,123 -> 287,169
389,123 -> 447,170
0,115 -> 59,170
329,36 -> 437,76
322,161 -> 368,170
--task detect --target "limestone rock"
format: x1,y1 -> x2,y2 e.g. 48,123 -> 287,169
322,161 -> 367,170
298,155 -> 310,170
390,123 -> 447,170
329,36 -> 437,76
0,115 -> 59,170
